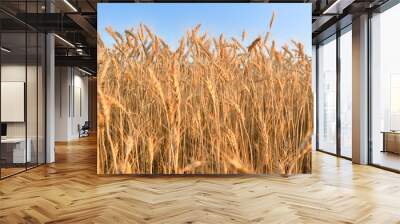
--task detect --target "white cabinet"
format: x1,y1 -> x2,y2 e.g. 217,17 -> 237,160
1,138 -> 32,163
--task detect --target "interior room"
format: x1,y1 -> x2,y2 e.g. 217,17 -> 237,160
0,0 -> 400,223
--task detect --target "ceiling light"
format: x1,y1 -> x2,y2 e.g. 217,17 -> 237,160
1,47 -> 11,53
63,0 -> 78,12
76,48 -> 86,55
78,67 -> 93,76
54,34 -> 75,48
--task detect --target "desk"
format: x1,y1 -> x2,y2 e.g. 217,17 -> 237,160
1,138 -> 31,163
382,131 -> 400,154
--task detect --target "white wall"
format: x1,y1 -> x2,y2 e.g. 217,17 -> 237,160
1,65 -> 26,139
55,66 -> 70,141
71,73 -> 89,138
55,67 -> 89,141
1,63 -> 46,164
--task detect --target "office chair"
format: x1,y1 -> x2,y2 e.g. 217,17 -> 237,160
79,121 -> 90,138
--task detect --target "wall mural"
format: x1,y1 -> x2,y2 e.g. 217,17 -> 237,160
97,3 -> 313,175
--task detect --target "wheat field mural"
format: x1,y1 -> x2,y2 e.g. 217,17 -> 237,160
97,12 -> 313,175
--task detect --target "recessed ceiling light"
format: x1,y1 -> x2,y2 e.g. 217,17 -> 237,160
54,34 -> 75,48
1,47 -> 11,53
78,67 -> 93,76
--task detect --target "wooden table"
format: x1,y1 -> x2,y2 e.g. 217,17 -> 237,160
381,131 -> 400,154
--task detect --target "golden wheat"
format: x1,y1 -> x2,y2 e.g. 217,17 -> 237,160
97,14 -> 313,176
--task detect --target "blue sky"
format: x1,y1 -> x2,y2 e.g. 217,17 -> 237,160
98,3 -> 311,54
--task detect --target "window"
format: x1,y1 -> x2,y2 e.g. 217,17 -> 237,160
339,27 -> 352,158
370,3 -> 400,171
317,36 -> 337,154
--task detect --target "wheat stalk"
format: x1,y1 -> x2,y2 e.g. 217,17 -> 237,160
97,13 -> 313,176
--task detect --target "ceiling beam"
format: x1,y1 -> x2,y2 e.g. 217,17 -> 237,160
67,13 -> 97,38
323,0 -> 355,14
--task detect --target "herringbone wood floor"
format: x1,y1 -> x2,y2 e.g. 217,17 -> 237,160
1,135 -> 400,224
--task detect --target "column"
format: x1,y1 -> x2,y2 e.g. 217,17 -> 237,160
352,14 -> 369,164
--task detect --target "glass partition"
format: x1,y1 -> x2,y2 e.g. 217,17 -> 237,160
0,1 -> 46,179
0,30 -> 28,177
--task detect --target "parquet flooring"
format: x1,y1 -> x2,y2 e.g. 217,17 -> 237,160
0,167 -> 26,178
1,135 -> 400,223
